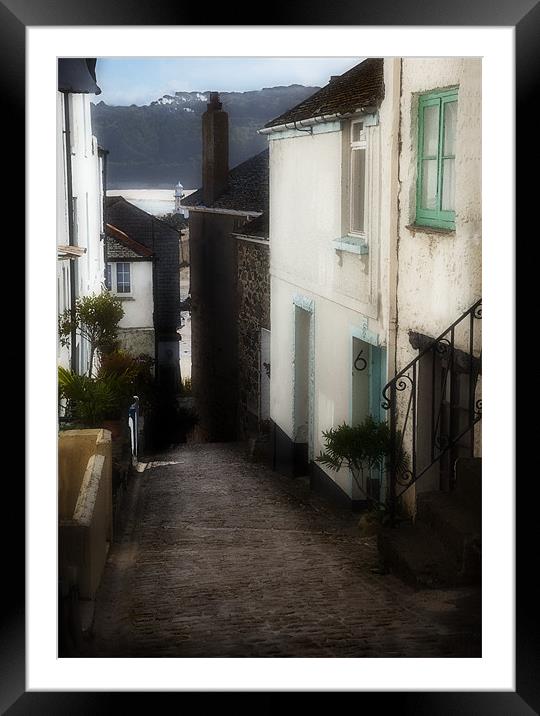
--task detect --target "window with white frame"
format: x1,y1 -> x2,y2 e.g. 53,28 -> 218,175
106,262 -> 132,295
116,262 -> 131,293
350,120 -> 367,236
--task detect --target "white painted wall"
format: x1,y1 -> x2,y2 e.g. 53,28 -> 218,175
114,261 -> 154,329
393,58 -> 482,513
395,58 -> 482,366
57,91 -> 105,374
269,58 -> 481,503
268,78 -> 398,499
269,124 -> 385,321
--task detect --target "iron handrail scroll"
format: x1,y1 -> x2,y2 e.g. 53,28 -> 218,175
382,299 -> 482,523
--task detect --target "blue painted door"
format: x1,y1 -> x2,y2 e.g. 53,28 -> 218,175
369,345 -> 387,501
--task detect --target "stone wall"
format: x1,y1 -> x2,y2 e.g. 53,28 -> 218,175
237,237 -> 270,438
118,327 -> 155,361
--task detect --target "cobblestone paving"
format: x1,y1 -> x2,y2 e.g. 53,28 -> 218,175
91,443 -> 481,657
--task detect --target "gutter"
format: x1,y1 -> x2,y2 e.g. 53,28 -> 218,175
258,107 -> 378,135
182,206 -> 262,218
232,233 -> 269,246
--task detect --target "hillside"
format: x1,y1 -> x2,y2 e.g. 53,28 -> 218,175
91,85 -> 319,189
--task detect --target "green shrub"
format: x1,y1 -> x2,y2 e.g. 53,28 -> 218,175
317,416 -> 408,511
58,291 -> 124,377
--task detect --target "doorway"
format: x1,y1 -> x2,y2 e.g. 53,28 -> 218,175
293,304 -> 313,474
351,337 -> 386,502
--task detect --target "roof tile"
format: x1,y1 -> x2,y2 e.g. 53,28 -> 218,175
182,149 -> 268,213
264,58 -> 384,129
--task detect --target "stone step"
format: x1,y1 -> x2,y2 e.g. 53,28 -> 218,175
454,457 -> 482,513
416,490 -> 481,579
377,522 -> 470,589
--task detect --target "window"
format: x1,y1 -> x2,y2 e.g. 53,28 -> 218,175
416,88 -> 458,230
116,263 -> 131,293
350,120 -> 367,236
106,262 -> 132,295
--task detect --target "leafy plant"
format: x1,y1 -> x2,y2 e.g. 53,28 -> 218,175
58,291 -> 124,377
98,350 -> 155,410
58,367 -> 117,427
317,416 -> 408,511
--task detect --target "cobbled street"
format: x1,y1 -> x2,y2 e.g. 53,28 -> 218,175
90,442 -> 481,658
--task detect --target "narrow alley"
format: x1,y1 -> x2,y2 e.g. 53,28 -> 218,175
89,442 -> 481,658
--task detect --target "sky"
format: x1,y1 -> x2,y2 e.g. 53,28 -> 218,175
93,57 -> 363,106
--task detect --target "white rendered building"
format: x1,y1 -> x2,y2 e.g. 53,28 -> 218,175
57,58 -> 107,375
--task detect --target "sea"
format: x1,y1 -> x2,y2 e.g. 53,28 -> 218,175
107,189 -> 196,217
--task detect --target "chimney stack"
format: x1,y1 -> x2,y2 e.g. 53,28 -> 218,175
202,92 -> 229,205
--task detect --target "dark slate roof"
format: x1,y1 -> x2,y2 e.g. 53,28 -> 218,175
105,196 -> 180,244
105,196 -> 181,331
58,58 -> 101,95
106,224 -> 154,260
264,58 -> 384,129
235,212 -> 269,240
181,149 -> 268,214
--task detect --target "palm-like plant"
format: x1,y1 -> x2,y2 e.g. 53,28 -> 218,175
317,416 -> 408,511
58,366 -> 134,427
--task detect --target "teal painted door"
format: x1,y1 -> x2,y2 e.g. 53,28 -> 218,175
351,340 -> 387,502
369,345 -> 387,502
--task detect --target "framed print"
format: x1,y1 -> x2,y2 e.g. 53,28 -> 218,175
5,0 -> 533,709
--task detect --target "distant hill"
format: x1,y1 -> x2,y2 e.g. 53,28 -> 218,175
91,85 -> 319,189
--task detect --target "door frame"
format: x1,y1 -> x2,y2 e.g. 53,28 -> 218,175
349,322 -> 387,501
292,294 -> 315,461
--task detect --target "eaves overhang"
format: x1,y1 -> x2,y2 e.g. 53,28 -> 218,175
258,107 -> 378,136
183,206 -> 262,218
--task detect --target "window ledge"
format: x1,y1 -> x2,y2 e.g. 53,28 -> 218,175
115,295 -> 135,301
333,235 -> 369,255
406,224 -> 455,236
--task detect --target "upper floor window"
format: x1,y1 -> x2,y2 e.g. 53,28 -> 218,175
416,88 -> 458,230
106,262 -> 132,295
350,120 -> 367,236
116,262 -> 131,293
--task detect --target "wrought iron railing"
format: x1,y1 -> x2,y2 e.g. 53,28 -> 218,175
382,299 -> 482,521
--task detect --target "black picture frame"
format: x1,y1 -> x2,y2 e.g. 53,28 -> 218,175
7,0 -> 531,710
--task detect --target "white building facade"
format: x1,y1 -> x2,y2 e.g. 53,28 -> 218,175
263,57 -> 482,513
57,59 -> 107,375
262,59 -> 394,507
387,58 -> 482,516
105,224 -> 156,360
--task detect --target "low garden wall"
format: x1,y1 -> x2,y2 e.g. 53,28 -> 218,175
58,429 -> 112,600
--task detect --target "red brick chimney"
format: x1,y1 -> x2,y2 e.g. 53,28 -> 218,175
202,92 -> 229,205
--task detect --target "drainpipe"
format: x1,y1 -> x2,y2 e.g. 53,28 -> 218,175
63,92 -> 78,373
151,217 -> 159,383
387,58 -> 403,381
99,146 -> 109,279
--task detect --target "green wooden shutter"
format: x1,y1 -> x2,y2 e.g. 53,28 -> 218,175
416,88 -> 458,230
